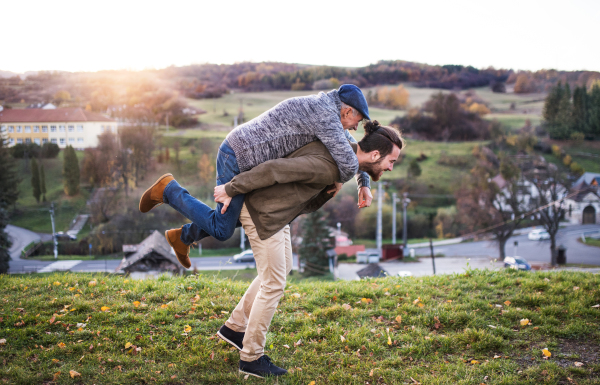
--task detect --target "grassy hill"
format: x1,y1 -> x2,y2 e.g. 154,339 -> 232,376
1,270 -> 598,384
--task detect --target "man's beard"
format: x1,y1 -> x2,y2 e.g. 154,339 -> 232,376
360,158 -> 385,181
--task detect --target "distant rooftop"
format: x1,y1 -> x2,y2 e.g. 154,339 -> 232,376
0,107 -> 115,123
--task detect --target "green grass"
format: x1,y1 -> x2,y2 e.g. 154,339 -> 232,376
1,270 -> 598,384
579,238 -> 600,248
193,247 -> 244,258
9,150 -> 89,233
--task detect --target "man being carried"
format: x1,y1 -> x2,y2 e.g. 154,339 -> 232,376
212,121 -> 404,378
139,85 -> 373,268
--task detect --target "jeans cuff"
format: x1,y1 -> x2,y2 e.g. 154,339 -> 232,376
162,179 -> 178,205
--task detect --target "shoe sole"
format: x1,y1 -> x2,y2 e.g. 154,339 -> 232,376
165,230 -> 191,269
139,173 -> 173,213
239,369 -> 265,379
217,331 -> 242,351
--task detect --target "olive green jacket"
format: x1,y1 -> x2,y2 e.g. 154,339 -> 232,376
224,141 -> 358,240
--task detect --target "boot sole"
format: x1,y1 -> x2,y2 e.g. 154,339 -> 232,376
217,330 -> 242,351
165,230 -> 191,269
139,173 -> 173,213
239,369 -> 265,379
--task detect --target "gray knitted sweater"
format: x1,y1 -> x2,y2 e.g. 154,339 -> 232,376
226,90 -> 370,188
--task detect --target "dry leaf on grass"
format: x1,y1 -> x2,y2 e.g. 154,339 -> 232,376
573,286 -> 580,291
125,342 -> 132,349
342,303 -> 352,310
395,315 -> 402,324
133,301 -> 140,308
100,306 -> 110,312
53,372 -> 61,381
504,301 -> 511,306
574,362 -> 584,367
69,370 -> 81,378
294,339 -> 302,347
361,298 -> 373,304
542,348 -> 551,357
520,318 -> 529,326
340,335 -> 346,342
0,339 -> 6,345
308,382 -> 316,385
184,325 -> 192,333
471,360 -> 480,364
57,342 -> 66,348
592,304 -> 599,308
283,344 -> 290,349
88,280 -> 97,287
292,293 -> 301,298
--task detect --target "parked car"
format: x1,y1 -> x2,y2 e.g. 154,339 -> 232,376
528,229 -> 550,241
504,256 -> 531,271
233,249 -> 255,263
55,231 -> 77,241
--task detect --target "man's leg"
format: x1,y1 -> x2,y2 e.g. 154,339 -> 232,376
162,140 -> 244,243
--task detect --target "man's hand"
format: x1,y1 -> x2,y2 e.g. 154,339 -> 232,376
358,186 -> 373,209
326,181 -> 343,197
214,185 -> 232,214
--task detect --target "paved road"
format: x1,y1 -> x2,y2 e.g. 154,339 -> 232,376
410,224 -> 600,265
6,224 -> 41,260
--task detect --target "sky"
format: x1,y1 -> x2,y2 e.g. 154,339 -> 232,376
2,0 -> 599,74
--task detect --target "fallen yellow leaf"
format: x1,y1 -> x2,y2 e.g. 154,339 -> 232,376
395,315 -> 402,324
520,318 -> 529,326
125,342 -> 132,349
184,325 -> 192,333
340,335 -> 346,342
57,342 -> 66,348
361,298 -> 373,304
88,280 -> 97,287
53,282 -> 61,286
387,336 -> 392,345
53,372 -> 61,381
124,279 -> 129,283
69,370 -> 81,378
447,300 -> 453,303
504,301 -> 511,306
133,301 -> 140,308
52,358 -> 60,363
308,381 -> 316,385
418,303 -> 425,308
69,287 -> 75,291
471,360 -> 479,364
542,348 -> 551,357
100,306 -> 110,312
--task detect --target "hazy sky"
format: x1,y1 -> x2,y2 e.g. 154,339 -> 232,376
3,0 -> 599,74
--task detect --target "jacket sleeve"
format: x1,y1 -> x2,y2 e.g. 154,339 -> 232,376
344,130 -> 371,189
314,120 -> 359,184
224,156 -> 339,197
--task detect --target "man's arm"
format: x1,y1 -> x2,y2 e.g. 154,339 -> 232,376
314,120 -> 359,184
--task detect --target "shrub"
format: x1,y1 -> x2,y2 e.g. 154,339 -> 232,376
570,162 -> 584,176
551,145 -> 562,158
562,154 -> 572,166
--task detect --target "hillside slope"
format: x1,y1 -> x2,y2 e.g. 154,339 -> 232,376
0,270 -> 598,384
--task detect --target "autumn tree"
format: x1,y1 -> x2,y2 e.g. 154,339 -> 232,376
198,153 -> 215,185
523,165 -> 569,266
375,85 -> 410,109
457,154 -> 528,260
0,135 -> 20,273
53,90 -> 71,106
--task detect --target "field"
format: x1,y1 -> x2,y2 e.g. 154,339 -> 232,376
9,151 -> 89,234
0,270 -> 598,384
184,85 -> 546,132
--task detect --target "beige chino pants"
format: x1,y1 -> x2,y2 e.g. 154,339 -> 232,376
224,203 -> 293,361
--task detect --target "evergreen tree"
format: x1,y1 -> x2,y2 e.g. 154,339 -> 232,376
63,145 -> 80,196
589,84 -> 600,137
548,82 -> 573,139
0,208 -> 10,274
31,157 -> 41,203
0,136 -> 19,274
40,163 -> 47,202
299,212 -> 335,277
0,137 -> 20,209
572,86 -> 589,134
542,82 -> 563,125
408,159 -> 422,179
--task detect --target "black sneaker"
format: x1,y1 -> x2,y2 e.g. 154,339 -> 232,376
239,355 -> 287,378
217,324 -> 244,350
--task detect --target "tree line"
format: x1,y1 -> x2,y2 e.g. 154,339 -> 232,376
542,82 -> 600,140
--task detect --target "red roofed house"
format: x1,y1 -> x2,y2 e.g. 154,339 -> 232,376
0,108 -> 117,149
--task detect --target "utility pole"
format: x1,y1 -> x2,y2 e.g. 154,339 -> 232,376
240,227 -> 246,250
376,181 -> 383,257
50,202 -> 58,259
392,192 -> 398,244
402,192 -> 410,249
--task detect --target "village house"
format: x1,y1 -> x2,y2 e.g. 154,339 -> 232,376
0,107 -> 117,149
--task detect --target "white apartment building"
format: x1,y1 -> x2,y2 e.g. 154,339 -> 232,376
0,108 -> 117,149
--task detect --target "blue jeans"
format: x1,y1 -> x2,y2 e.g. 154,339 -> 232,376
162,139 -> 245,245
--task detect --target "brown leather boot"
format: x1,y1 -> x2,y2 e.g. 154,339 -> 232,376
165,228 -> 191,269
139,173 -> 174,213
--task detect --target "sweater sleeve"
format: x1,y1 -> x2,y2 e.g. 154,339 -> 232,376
314,120 -> 359,184
344,130 -> 371,189
224,156 -> 339,197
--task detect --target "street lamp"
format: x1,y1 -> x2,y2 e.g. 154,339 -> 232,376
402,192 -> 411,249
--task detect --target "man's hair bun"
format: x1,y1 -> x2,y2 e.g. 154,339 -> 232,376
364,120 -> 381,135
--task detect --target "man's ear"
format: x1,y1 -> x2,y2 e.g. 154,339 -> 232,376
370,150 -> 381,161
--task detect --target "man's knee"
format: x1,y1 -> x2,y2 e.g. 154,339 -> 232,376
213,227 -> 236,242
